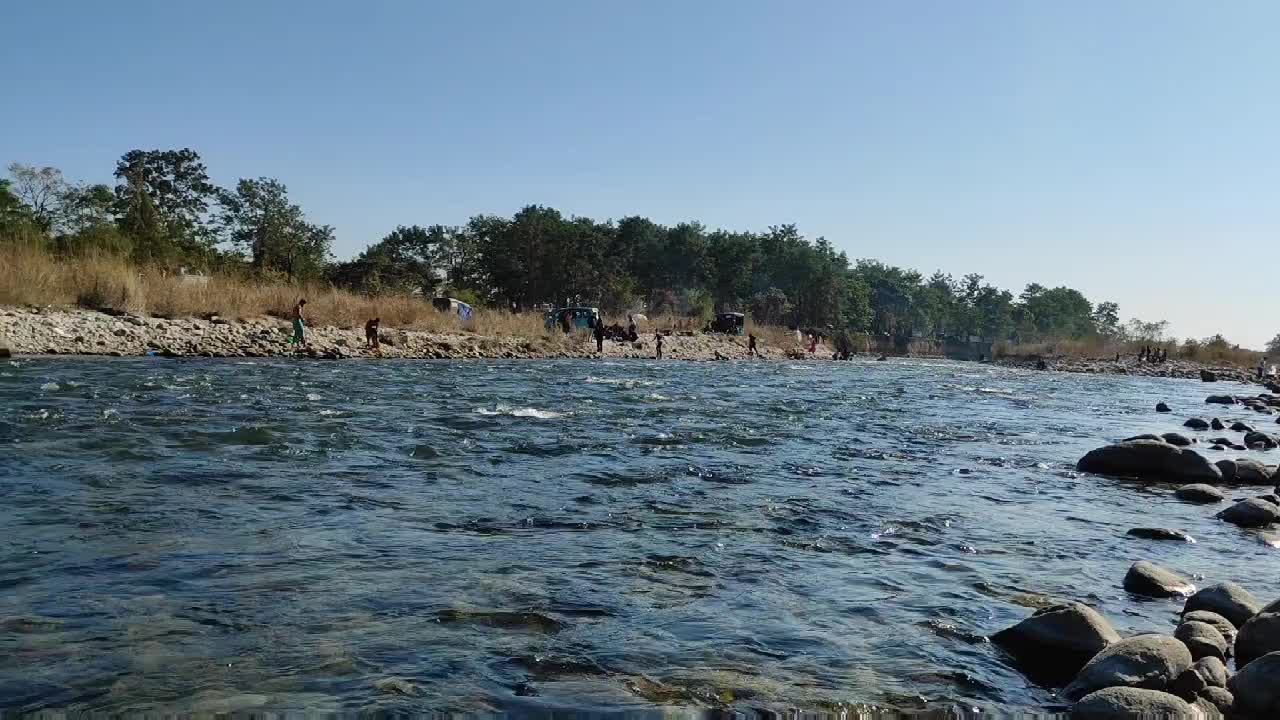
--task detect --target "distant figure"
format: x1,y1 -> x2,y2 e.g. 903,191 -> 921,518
291,299 -> 308,347
627,315 -> 637,342
978,353 -> 985,362
1115,352 -> 1121,362
365,317 -> 380,351
1259,356 -> 1268,380
593,320 -> 605,353
748,333 -> 758,358
655,332 -> 664,360
561,310 -> 573,334
808,335 -> 818,354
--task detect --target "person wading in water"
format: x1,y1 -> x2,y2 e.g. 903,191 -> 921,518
290,299 -> 308,349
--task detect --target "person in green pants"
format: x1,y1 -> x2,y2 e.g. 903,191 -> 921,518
290,299 -> 308,347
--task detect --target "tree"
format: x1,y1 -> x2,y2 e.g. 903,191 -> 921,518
58,183 -> 116,236
750,287 -> 791,325
7,163 -> 67,232
113,148 -> 219,261
0,178 -> 35,233
216,178 -> 331,281
1267,334 -> 1280,356
1091,301 -> 1122,338
329,225 -> 443,294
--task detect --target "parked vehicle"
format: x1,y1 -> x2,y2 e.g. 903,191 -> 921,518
709,312 -> 745,335
544,307 -> 600,332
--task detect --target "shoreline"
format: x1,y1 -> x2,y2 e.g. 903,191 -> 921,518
0,307 -> 1264,386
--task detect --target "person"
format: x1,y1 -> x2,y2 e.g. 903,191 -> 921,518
593,319 -> 605,353
748,333 -> 758,358
808,334 -> 818,355
365,317 -> 380,351
1259,356 -> 1268,380
627,315 -> 637,342
655,332 -> 664,360
561,310 -> 573,334
290,299 -> 308,347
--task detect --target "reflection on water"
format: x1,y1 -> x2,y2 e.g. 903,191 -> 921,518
1,357 -> 1275,714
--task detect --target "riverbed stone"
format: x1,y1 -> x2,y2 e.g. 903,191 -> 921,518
1206,395 -> 1234,404
1184,583 -> 1261,628
1162,433 -> 1194,446
1070,686 -> 1199,718
991,602 -> 1121,685
1228,650 -> 1280,717
1236,612 -> 1280,668
1176,484 -> 1226,503
1232,421 -> 1256,432
1217,498 -> 1280,528
1211,418 -> 1226,431
1123,561 -> 1196,598
1199,687 -> 1233,716
1127,528 -> 1194,542
1157,402 -> 1172,413
1174,621 -> 1228,661
1064,633 -> 1193,700
1236,459 -> 1274,483
1244,431 -> 1277,449
1214,460 -> 1237,482
1076,440 -> 1222,483
1184,418 -> 1209,430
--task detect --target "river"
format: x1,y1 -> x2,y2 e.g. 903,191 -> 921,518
1,357 -> 1275,715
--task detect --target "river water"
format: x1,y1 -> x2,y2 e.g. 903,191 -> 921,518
2,357 -> 1277,715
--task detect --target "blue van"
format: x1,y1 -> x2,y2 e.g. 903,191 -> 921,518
545,307 -> 600,332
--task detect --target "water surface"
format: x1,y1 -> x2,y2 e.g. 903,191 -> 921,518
2,357 -> 1276,715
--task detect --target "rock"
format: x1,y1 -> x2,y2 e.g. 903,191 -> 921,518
1198,687 -> 1233,716
1176,484 -> 1226,503
1236,459 -> 1273,484
1123,561 -> 1196,598
1170,656 -> 1229,701
1236,612 -> 1280,668
0,346 -> 10,358
1228,650 -> 1280,716
1127,528 -> 1195,542
1182,611 -> 1238,651
1174,621 -> 1228,661
1077,440 -> 1222,483
991,602 -> 1121,685
1217,499 -> 1280,528
1184,419 -> 1210,430
373,676 -> 420,696
1245,431 -> 1278,449
1257,493 -> 1280,506
1163,433 -> 1194,446
1206,394 -> 1234,404
1233,421 -> 1257,433
1156,402 -> 1172,413
1201,370 -> 1218,383
1123,433 -> 1164,442
1184,583 -> 1262,627
1190,696 -> 1222,719
1211,418 -> 1226,431
1064,634 -> 1193,700
1070,687 -> 1200,718
1215,460 -> 1238,482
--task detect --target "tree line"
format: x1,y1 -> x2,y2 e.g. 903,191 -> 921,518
1,147 -> 1190,345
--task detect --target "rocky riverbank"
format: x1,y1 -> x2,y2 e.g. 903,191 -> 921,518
996,355 -> 1259,384
0,307 -> 788,361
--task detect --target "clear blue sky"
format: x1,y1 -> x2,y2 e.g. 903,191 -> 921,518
3,1 -> 1277,346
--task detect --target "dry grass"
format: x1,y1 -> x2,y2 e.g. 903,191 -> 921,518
995,337 -> 1259,367
0,243 -> 547,336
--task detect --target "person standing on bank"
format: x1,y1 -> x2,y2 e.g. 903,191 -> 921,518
655,332 -> 664,360
594,319 -> 605,354
291,299 -> 308,348
748,333 -> 758,358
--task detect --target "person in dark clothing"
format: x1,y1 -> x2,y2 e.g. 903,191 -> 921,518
365,317 -> 381,352
655,332 -> 664,360
561,310 -> 573,334
627,316 -> 637,342
594,321 -> 605,353
748,333 -> 758,358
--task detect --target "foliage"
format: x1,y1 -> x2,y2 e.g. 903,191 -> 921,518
112,148 -> 219,263
1267,334 -> 1280,356
215,178 -> 332,281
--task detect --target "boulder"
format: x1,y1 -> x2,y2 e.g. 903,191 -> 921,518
1175,484 -> 1226,503
1162,433 -> 1194,446
1123,561 -> 1196,598
1236,459 -> 1275,484
991,602 -> 1121,685
1064,633 -> 1193,699
1244,431 -> 1277,449
1215,460 -> 1238,483
1077,440 -> 1222,483
1257,493 -> 1280,506
1184,583 -> 1262,628
1174,621 -> 1228,661
1070,687 -> 1200,719
1211,418 -> 1226,431
1205,394 -> 1234,404
1236,612 -> 1280,668
1169,656 -> 1228,699
1217,498 -> 1280,528
1190,696 -> 1222,719
1198,687 -> 1233,716
1201,370 -> 1218,383
1156,402 -> 1172,413
1184,419 -> 1210,431
1228,650 -> 1280,717
1127,528 -> 1195,542
1232,421 -> 1256,433
1182,611 -> 1238,651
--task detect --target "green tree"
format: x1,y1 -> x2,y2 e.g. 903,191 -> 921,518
113,148 -> 219,262
216,178 -> 331,281
1267,334 -> 1280,356
1091,301 -> 1121,338
7,163 -> 67,233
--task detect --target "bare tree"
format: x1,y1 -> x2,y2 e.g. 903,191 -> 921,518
7,163 -> 67,232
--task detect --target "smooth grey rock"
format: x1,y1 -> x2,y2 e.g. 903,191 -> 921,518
1184,583 -> 1261,628
1127,528 -> 1195,542
1123,561 -> 1196,598
1211,418 -> 1226,430
1205,395 -> 1234,404
1232,421 -> 1256,432
1244,431 -> 1277,449
1236,612 -> 1280,668
1190,696 -> 1222,719
1217,498 -> 1280,528
1163,433 -> 1194,446
1199,687 -> 1232,716
1215,460 -> 1238,482
991,602 -> 1121,685
1156,402 -> 1172,413
1181,610 -> 1238,651
1183,419 -> 1210,431
1174,621 -> 1228,661
1228,650 -> 1280,716
1071,687 -> 1200,719
1175,484 -> 1226,503
1065,633 -> 1193,700
1236,458 -> 1274,484
1077,440 -> 1222,483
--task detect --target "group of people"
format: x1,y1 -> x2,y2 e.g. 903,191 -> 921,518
287,298 -> 382,354
1138,345 -> 1167,363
